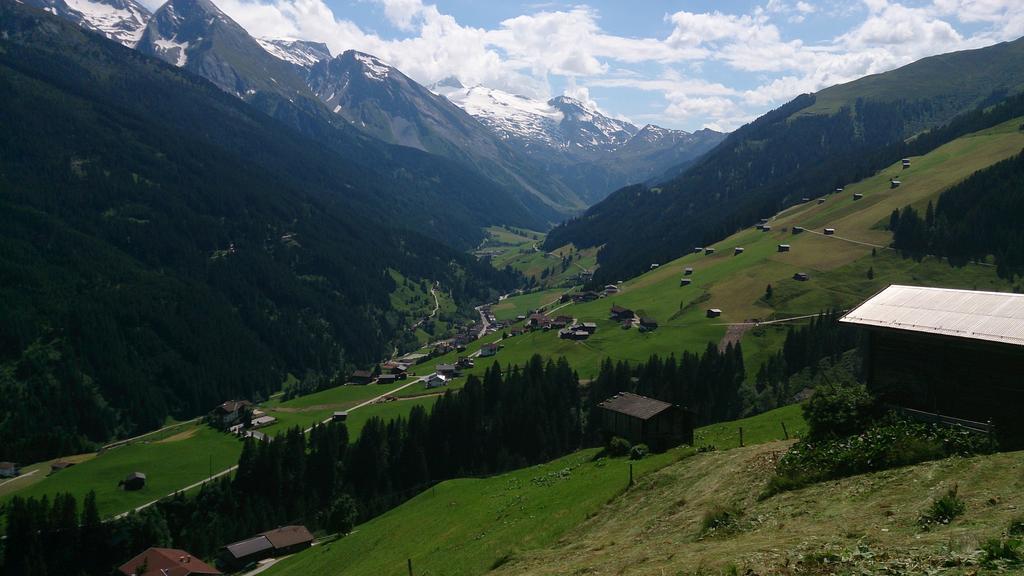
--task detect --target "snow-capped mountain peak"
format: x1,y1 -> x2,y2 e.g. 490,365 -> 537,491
346,50 -> 392,81
256,38 -> 331,69
434,84 -> 564,147
22,0 -> 150,47
547,95 -> 638,150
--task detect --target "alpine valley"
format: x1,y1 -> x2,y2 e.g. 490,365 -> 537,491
5,1 -> 1024,575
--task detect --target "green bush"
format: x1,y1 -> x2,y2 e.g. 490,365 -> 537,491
803,382 -> 877,441
919,485 -> 966,528
765,418 -> 996,496
629,443 -> 649,460
608,436 -> 632,457
323,494 -> 359,535
982,537 -> 1024,568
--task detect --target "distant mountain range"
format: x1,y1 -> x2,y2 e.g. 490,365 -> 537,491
432,81 -> 726,203
546,35 -> 1024,283
23,0 -> 725,212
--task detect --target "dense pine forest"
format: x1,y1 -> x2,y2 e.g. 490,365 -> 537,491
0,3 -> 518,463
892,150 -> 1024,278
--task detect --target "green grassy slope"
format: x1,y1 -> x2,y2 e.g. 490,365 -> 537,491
495,441 -> 1024,575
0,424 -> 241,518
263,405 -> 806,576
474,226 -> 598,290
450,118 -> 1024,381
802,36 -> 1024,119
1,381 -> 419,518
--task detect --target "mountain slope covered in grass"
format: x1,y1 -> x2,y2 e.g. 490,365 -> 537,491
0,1 -> 516,462
435,116 -> 1024,399
546,36 -> 1024,284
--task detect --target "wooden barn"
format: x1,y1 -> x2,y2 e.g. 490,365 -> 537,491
220,526 -> 314,570
597,392 -> 693,450
121,472 -> 146,491
0,462 -> 19,478
841,285 -> 1024,444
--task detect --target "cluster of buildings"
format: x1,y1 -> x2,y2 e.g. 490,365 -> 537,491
558,321 -> 598,340
557,283 -> 621,304
350,361 -> 413,385
210,400 -> 277,436
117,525 -> 314,576
610,304 -> 657,332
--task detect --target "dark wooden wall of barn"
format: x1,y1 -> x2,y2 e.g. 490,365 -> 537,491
867,329 -> 1024,439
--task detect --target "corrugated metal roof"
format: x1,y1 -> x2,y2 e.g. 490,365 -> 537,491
598,392 -> 673,420
225,536 -> 273,560
841,285 -> 1024,346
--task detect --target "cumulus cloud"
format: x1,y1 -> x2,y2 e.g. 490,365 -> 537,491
205,0 -> 1022,131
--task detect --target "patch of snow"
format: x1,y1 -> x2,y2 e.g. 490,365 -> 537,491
256,38 -> 330,68
153,37 -> 189,66
437,84 -> 563,146
353,52 -> 390,81
63,0 -> 148,47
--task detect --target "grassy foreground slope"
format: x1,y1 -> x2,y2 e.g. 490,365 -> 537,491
264,405 -> 806,576
495,443 -> 1024,575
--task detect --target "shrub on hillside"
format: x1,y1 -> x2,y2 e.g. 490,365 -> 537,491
323,494 -> 359,535
629,444 -> 649,460
765,418 -> 996,496
803,381 -> 878,441
608,436 -> 632,457
700,504 -> 743,537
982,537 -> 1024,568
919,485 -> 966,528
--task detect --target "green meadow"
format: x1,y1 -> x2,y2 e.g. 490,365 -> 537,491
0,424 -> 241,518
264,405 -> 807,576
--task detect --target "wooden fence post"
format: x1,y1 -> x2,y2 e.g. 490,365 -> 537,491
408,558 -> 413,576
739,427 -> 744,447
781,421 -> 789,440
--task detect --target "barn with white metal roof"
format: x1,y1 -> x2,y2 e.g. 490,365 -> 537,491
842,285 -> 1024,443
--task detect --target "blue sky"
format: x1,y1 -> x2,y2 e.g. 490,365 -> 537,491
197,0 -> 1024,131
